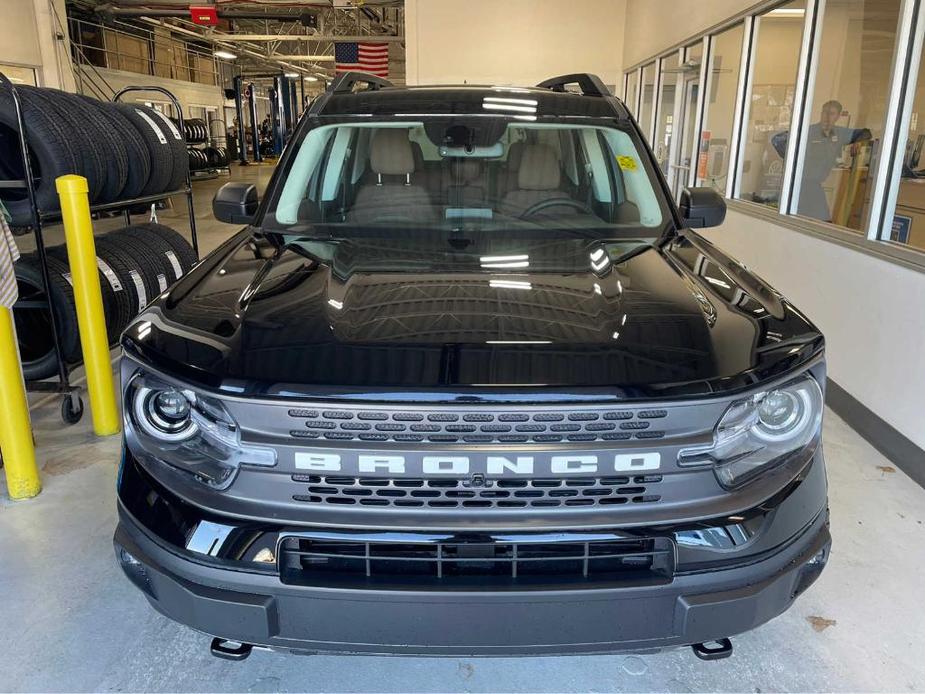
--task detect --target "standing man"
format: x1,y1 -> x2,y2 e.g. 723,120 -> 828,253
772,100 -> 871,221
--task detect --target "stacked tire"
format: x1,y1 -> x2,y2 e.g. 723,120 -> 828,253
0,85 -> 190,227
13,224 -> 197,381
178,117 -> 209,144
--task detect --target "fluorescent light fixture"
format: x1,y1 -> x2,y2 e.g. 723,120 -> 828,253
327,299 -> 344,310
489,280 -> 532,291
284,72 -> 299,78
213,50 -> 238,60
486,340 -> 551,345
304,76 -> 319,82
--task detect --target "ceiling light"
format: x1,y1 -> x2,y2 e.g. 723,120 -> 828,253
213,50 -> 237,60
284,72 -> 299,78
304,76 -> 319,82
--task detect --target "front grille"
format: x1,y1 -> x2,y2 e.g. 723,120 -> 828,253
278,534 -> 675,589
291,474 -> 663,509
287,406 -> 669,444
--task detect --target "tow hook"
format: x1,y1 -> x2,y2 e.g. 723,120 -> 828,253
210,638 -> 254,661
691,638 -> 733,660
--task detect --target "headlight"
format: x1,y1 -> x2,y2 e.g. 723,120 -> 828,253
681,374 -> 823,489
125,372 -> 276,490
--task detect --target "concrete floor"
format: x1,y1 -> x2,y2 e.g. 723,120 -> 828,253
3,165 -> 925,692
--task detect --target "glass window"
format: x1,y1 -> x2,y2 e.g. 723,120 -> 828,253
890,35 -> 925,252
625,70 -> 639,115
267,121 -> 669,235
655,52 -> 679,177
790,0 -> 902,231
736,1 -> 807,207
697,24 -> 745,190
639,63 -> 656,141
0,64 -> 36,86
673,43 -> 704,196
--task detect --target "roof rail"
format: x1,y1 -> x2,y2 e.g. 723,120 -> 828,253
328,71 -> 393,95
536,73 -> 611,97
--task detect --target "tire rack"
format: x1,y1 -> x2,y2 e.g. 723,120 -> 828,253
0,74 -> 200,424
188,118 -> 232,181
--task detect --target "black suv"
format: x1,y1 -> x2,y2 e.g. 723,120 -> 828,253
114,73 -> 830,660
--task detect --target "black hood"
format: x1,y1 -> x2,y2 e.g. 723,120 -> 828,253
123,230 -> 823,401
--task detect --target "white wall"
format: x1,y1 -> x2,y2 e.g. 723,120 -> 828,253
705,211 -> 925,449
405,0 -> 626,89
1,0 -> 75,90
623,0 -> 755,67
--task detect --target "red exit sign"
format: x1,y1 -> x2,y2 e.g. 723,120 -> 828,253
189,6 -> 218,25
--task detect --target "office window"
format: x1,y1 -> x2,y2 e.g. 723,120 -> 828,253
890,36 -> 925,251
790,0 -> 902,233
697,24 -> 745,190
736,1 -> 807,207
639,62 -> 656,141
655,52 -> 679,178
625,70 -> 639,115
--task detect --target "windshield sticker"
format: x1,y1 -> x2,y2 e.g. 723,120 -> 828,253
617,155 -> 637,171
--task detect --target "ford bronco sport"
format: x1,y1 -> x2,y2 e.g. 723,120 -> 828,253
114,72 -> 830,660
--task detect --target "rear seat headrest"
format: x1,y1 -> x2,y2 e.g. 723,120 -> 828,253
370,129 -> 416,176
517,144 -> 561,191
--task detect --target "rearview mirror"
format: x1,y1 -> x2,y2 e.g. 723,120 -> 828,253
679,187 -> 726,229
213,182 -> 259,224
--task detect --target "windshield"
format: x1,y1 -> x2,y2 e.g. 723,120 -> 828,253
262,117 -> 674,243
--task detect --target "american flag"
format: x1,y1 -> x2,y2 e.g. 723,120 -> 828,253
334,42 -> 389,77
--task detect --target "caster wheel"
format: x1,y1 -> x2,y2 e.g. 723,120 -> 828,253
62,395 -> 84,424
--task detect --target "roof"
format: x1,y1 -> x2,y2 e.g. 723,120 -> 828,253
311,75 -> 630,120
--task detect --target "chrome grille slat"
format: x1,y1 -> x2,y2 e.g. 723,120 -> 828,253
291,474 -> 663,509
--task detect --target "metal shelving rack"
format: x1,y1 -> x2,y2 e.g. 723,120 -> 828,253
1,74 -> 199,423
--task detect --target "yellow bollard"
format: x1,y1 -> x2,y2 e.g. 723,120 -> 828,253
0,306 -> 41,498
55,175 -> 120,437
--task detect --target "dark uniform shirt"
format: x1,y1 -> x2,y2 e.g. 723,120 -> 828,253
771,124 -> 870,221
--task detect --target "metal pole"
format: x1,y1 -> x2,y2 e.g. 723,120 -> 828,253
248,82 -> 262,162
56,174 -> 120,437
0,308 -> 41,499
233,74 -> 248,165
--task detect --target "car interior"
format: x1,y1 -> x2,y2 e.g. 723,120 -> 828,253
275,122 -> 665,230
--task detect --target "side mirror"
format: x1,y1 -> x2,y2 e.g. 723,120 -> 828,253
679,187 -> 727,229
213,182 -> 258,224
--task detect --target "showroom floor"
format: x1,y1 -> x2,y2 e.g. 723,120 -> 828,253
3,165 -> 924,692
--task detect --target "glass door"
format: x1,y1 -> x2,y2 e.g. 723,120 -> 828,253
671,42 -> 705,198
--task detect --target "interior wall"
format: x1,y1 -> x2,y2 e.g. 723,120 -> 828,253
404,0 -> 626,89
0,0 -> 75,90
704,213 -> 925,450
89,67 -> 227,118
623,0 -> 758,67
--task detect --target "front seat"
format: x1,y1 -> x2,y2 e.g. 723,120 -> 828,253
348,129 -> 435,224
500,143 -> 573,217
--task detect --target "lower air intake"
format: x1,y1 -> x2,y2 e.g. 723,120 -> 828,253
278,533 -> 675,589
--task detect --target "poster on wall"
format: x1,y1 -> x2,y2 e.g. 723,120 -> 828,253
891,215 -> 912,244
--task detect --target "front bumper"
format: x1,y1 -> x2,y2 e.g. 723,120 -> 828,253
114,453 -> 831,656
